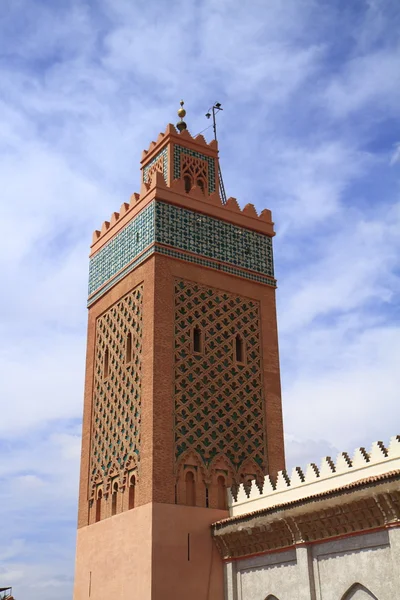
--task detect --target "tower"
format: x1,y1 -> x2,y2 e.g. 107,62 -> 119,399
73,106 -> 285,600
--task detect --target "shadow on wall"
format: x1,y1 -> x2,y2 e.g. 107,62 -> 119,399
341,583 -> 379,600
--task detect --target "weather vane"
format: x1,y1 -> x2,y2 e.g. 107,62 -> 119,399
206,102 -> 227,204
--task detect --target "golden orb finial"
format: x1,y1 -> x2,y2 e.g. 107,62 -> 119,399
176,99 -> 187,132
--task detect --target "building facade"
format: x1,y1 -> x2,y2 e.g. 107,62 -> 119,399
73,118 -> 285,600
213,436 -> 400,600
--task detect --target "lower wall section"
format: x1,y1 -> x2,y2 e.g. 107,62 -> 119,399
226,528 -> 400,600
152,503 -> 227,600
73,502 -> 227,600
73,503 -> 153,600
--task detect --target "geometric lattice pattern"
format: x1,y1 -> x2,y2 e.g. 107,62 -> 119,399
89,285 -> 143,493
174,279 -> 267,473
174,145 -> 216,193
143,147 -> 168,184
88,201 -> 275,304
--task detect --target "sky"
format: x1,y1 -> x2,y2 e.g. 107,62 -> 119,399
0,0 -> 399,597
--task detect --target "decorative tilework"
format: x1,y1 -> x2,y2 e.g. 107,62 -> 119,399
155,246 -> 275,286
88,201 -> 275,305
174,279 -> 267,474
173,145 -> 216,193
88,203 -> 155,296
143,147 -> 168,183
90,285 -> 143,494
155,202 -> 274,277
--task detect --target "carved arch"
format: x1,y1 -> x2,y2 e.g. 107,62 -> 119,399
175,450 -> 207,507
341,583 -> 378,600
265,595 -> 279,600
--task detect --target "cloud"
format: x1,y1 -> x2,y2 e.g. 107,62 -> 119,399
390,142 -> 400,165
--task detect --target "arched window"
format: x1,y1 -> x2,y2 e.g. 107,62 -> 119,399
129,475 -> 136,510
197,179 -> 205,194
193,326 -> 202,353
341,583 -> 378,600
184,175 -> 192,193
235,334 -> 244,363
217,475 -> 227,510
111,481 -> 118,516
103,347 -> 109,378
185,471 -> 196,506
95,489 -> 102,522
126,332 -> 132,364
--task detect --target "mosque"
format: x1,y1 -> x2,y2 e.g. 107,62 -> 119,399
72,104 -> 400,600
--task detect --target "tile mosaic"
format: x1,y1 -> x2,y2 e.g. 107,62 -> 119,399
88,201 -> 275,305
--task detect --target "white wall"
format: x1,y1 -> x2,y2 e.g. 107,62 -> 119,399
226,529 -> 399,600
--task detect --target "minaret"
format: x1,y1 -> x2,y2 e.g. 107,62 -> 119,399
73,103 -> 285,600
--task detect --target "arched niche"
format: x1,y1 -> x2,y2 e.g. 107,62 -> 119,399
341,583 -> 379,600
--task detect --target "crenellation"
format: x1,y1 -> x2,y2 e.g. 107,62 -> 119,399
229,436 -> 400,517
305,462 -> 319,480
388,435 -> 400,455
369,440 -> 388,460
100,220 -> 110,235
243,203 -> 258,217
290,466 -> 305,485
319,456 -> 335,477
110,212 -> 119,226
225,197 -> 241,212
351,447 -> 370,468
335,451 -> 352,473
275,470 -> 291,491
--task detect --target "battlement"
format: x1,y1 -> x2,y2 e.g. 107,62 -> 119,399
229,435 -> 400,517
91,172 -> 274,258
141,123 -> 218,164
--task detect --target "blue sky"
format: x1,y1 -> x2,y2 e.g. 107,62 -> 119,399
0,0 -> 399,597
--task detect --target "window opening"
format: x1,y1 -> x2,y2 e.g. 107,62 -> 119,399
129,475 -> 136,510
193,326 -> 202,353
205,487 -> 209,508
197,179 -> 205,194
184,175 -> 192,193
217,476 -> 226,510
126,332 -> 132,364
103,347 -> 109,378
235,334 -> 244,363
111,481 -> 118,516
95,490 -> 102,522
185,471 -> 196,506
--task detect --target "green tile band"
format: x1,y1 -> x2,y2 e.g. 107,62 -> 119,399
88,201 -> 275,305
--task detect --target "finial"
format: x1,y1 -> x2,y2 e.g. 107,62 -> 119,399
176,100 -> 187,132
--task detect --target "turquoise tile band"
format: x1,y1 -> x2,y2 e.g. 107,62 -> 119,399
88,201 -> 275,305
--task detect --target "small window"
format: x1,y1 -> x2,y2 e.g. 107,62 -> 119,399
184,174 -> 192,193
197,179 -> 205,194
217,476 -> 226,510
111,481 -> 118,516
103,347 -> 109,378
95,490 -> 102,522
193,326 -> 202,353
185,471 -> 196,506
235,335 -> 244,363
205,487 -> 209,508
129,475 -> 135,510
126,332 -> 132,364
